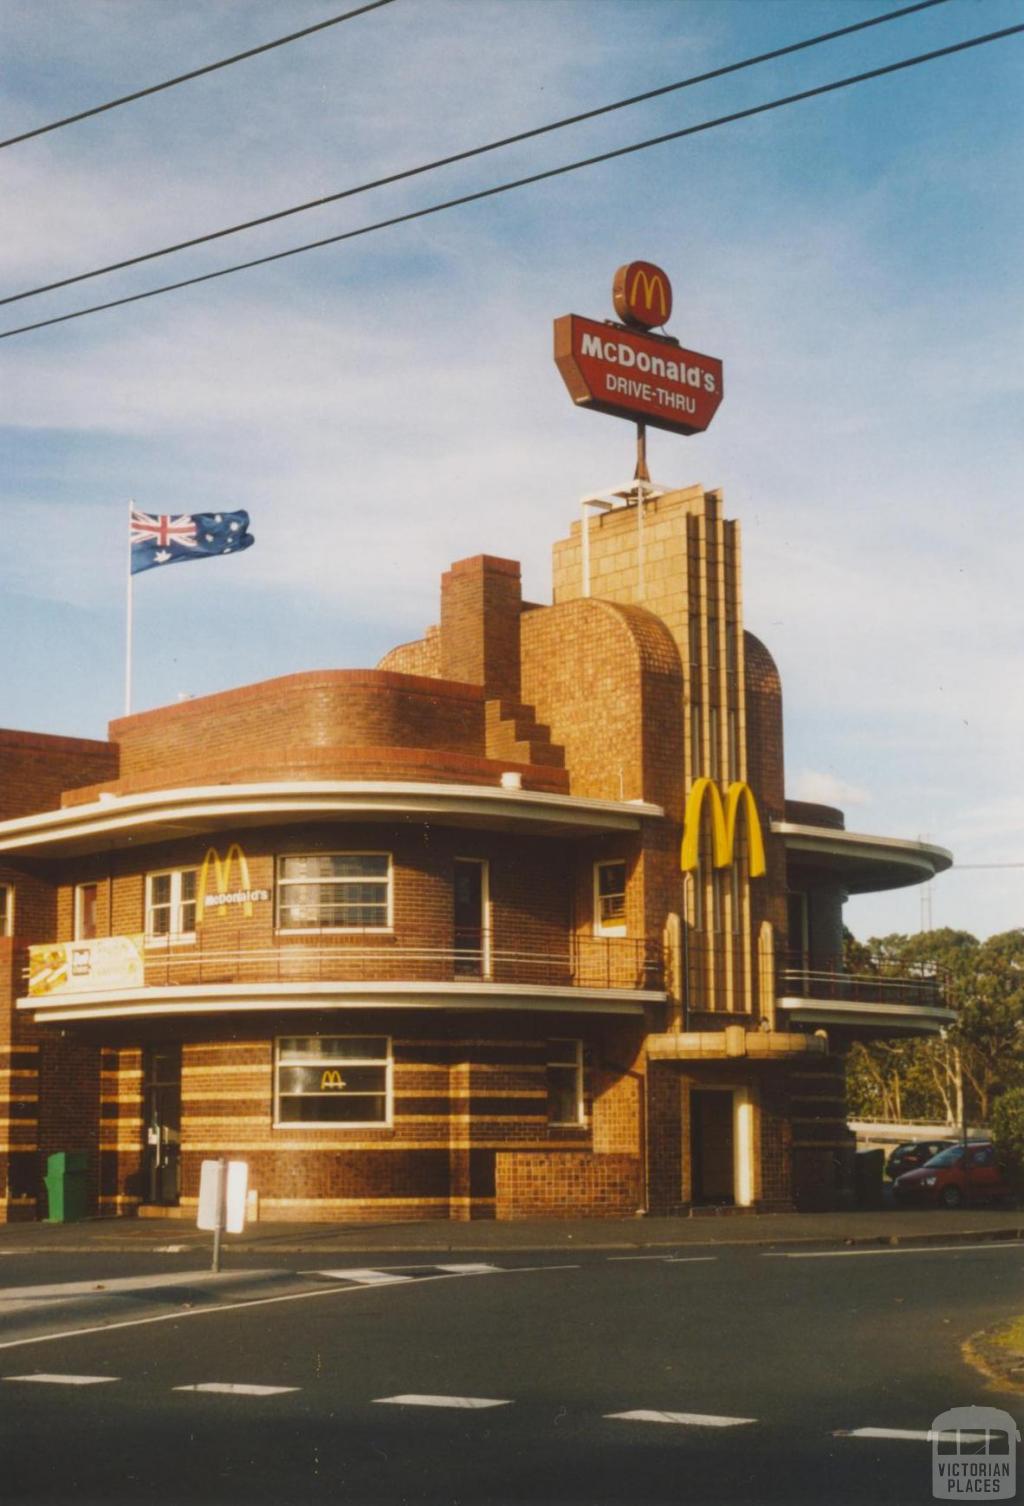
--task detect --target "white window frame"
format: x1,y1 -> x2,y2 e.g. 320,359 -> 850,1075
593,859 -> 627,937
74,882 -> 99,941
275,852 -> 393,934
273,1035 -> 393,1129
547,1038 -> 585,1127
0,883 -> 11,939
144,867 -> 198,947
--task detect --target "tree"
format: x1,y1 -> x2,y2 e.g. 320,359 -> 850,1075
844,928 -> 1024,1126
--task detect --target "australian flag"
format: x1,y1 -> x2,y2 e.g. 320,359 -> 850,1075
130,509 -> 254,576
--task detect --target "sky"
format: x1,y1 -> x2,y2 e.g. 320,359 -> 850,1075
1,0 -> 1022,944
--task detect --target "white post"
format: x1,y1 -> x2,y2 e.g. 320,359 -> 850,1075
581,497 -> 591,598
637,478 -> 646,602
124,499 -> 134,716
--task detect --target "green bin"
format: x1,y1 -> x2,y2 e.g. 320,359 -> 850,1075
44,1150 -> 89,1223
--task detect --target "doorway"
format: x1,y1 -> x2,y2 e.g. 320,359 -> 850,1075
142,1044 -> 181,1206
690,1089 -> 735,1205
454,859 -> 489,978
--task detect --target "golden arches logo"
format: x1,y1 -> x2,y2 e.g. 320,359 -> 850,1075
680,778 -> 766,878
197,843 -> 253,922
320,1070 -> 346,1091
629,268 -> 669,321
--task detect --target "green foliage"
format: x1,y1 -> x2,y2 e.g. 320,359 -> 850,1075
991,1087 -> 1024,1175
845,928 -> 1024,1126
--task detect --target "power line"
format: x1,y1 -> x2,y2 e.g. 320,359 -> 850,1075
0,0 -> 397,152
0,0 -> 952,310
3,20 -> 1021,344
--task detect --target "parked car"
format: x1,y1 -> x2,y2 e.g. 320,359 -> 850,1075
893,1141 -> 1010,1208
885,1139 -> 957,1181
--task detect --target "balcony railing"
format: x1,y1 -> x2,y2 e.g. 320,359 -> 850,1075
778,953 -> 950,1011
130,929 -> 664,994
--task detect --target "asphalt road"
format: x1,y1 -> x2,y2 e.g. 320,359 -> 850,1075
0,1242 -> 1021,1505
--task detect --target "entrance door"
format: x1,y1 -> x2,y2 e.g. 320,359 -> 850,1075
143,1044 -> 181,1206
454,860 -> 489,978
691,1089 -> 735,1205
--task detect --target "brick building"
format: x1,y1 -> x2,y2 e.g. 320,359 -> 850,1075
0,483 -> 951,1222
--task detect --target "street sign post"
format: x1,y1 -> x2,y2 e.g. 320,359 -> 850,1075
197,1157 -> 248,1272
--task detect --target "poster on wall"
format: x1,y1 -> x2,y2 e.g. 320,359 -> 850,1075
28,935 -> 145,996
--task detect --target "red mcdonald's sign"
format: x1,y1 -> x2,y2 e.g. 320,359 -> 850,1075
554,314 -> 723,437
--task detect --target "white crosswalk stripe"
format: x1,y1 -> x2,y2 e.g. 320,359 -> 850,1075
311,1268 -> 415,1286
5,1373 -> 118,1386
375,1394 -> 512,1410
175,1382 -> 298,1396
607,1409 -> 756,1427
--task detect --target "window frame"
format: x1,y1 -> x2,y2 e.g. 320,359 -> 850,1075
144,867 -> 198,947
275,851 -> 393,934
547,1038 -> 585,1127
273,1035 -> 393,1129
74,882 -> 99,941
0,883 -> 11,939
593,859 -> 627,938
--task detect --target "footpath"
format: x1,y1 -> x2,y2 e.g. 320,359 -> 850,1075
0,1205 -> 1022,1257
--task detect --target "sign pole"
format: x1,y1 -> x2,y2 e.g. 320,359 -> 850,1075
124,499 -> 134,717
211,1156 -> 227,1273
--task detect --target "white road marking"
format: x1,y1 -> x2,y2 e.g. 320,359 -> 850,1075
607,1255 -> 717,1264
375,1394 -> 511,1410
310,1269 -> 414,1285
764,1243 -> 1024,1260
834,1427 -> 935,1441
431,1263 -> 502,1275
0,1263 -> 579,1353
607,1409 -> 755,1427
174,1382 -> 298,1396
5,1372 -> 118,1386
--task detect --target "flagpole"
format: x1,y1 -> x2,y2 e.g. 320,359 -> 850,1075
125,499 -> 134,716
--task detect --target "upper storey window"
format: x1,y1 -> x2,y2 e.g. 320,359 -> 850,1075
0,884 -> 11,938
145,868 -> 197,943
594,860 -> 627,937
277,854 -> 392,932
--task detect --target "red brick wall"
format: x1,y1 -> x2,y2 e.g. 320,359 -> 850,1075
439,556 -> 522,702
0,729 -> 117,819
495,1152 -> 642,1218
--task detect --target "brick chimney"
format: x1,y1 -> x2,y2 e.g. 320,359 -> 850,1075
440,555 -> 522,701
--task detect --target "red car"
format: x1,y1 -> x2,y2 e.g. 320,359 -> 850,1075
893,1141 -> 1010,1208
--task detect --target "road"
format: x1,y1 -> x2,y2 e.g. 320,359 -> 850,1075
0,1240 -> 1021,1505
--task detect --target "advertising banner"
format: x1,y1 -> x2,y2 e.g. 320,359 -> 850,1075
554,313 -> 723,436
28,935 -> 145,996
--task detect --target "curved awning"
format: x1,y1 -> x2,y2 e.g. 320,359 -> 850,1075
772,821 -> 952,894
0,781 -> 664,860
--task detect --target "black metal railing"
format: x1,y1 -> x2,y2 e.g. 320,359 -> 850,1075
778,951 -> 950,1010
135,928 -> 664,993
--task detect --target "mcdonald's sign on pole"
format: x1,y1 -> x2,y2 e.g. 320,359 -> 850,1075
196,843 -> 270,922
554,263 -> 723,438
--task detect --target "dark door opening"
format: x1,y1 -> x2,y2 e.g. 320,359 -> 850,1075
454,860 -> 487,978
143,1044 -> 181,1206
690,1089 -> 735,1205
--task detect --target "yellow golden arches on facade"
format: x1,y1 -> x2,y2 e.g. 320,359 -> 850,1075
320,1070 -> 346,1091
680,778 -> 766,878
196,842 -> 253,922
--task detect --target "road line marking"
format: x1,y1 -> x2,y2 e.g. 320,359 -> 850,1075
0,1263 -> 580,1353
606,1409 -> 755,1427
607,1255 -> 717,1264
431,1263 -> 502,1275
764,1243 -> 1024,1260
374,1394 -> 511,1410
309,1269 -> 414,1285
5,1372 -> 118,1386
174,1382 -> 298,1396
834,1427 -> 934,1441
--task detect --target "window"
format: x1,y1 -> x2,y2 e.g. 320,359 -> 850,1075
0,884 -> 11,938
275,1036 -> 391,1127
75,883 -> 99,941
145,868 -> 197,942
548,1040 -> 584,1126
594,860 -> 627,936
277,853 -> 391,931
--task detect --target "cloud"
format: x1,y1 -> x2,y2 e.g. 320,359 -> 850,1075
790,770 -> 871,810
